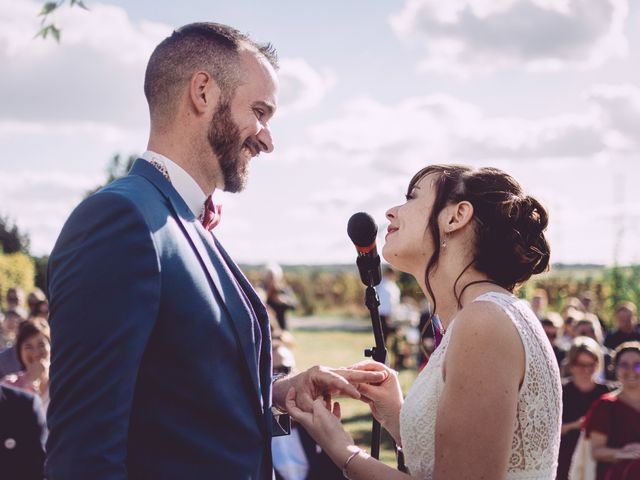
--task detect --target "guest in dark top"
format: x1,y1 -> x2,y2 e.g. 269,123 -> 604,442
0,384 -> 47,480
585,342 -> 640,480
541,312 -> 566,367
605,302 -> 640,351
557,336 -> 612,479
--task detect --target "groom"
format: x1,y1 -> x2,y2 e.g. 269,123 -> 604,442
46,22 -> 384,480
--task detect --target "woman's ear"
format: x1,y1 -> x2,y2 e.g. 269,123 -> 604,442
442,201 -> 474,233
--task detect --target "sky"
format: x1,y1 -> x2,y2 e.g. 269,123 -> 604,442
0,0 -> 639,266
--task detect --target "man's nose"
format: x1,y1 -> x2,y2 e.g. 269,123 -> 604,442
256,126 -> 274,153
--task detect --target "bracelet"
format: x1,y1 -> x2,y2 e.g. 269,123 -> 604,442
341,448 -> 368,479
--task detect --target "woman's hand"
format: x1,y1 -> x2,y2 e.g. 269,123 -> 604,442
617,443 -> 640,460
348,360 -> 404,444
285,387 -> 355,467
24,356 -> 49,384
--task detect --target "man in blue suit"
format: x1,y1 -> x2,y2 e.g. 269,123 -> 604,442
46,23 -> 384,480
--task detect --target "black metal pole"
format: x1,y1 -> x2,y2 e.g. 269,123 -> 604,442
363,285 -> 385,459
363,285 -> 407,471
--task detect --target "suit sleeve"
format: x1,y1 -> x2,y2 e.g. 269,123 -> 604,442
45,191 -> 161,480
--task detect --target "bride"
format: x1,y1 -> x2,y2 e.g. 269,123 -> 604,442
286,165 -> 562,479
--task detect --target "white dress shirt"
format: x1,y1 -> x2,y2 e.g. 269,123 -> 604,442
141,150 -> 208,219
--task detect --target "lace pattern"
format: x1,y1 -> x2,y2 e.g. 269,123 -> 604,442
399,292 -> 561,479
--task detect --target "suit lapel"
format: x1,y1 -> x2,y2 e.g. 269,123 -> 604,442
129,159 -> 264,413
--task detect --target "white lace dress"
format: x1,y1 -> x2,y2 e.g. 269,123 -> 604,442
399,292 -> 562,479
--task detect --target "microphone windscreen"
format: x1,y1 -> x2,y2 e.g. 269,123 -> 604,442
347,212 -> 378,247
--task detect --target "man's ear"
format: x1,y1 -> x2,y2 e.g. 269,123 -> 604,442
189,71 -> 221,114
442,201 -> 474,233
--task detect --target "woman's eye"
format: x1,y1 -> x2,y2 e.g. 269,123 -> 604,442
405,194 -> 414,201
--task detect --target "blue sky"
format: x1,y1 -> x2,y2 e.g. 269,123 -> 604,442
0,0 -> 639,265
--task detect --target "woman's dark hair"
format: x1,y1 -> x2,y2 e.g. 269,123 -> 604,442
613,341 -> 640,369
410,165 -> 550,322
16,318 -> 50,369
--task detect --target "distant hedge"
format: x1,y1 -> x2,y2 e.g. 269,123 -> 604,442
0,252 -> 35,310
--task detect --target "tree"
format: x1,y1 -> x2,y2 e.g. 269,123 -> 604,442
36,0 -> 89,42
85,153 -> 138,197
0,216 -> 31,255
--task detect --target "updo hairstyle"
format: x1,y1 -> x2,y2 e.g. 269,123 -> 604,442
409,164 -> 550,313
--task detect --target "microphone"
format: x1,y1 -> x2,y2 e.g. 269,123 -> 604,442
347,212 -> 382,287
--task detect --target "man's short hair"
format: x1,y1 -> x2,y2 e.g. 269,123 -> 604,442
144,22 -> 278,122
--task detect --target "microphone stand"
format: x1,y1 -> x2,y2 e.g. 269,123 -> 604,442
363,285 -> 385,460
361,273 -> 407,471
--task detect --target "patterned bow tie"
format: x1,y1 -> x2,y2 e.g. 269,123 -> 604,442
201,196 -> 222,231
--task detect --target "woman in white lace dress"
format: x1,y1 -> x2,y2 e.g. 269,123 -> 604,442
286,165 -> 562,479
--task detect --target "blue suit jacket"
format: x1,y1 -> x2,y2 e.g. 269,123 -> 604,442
0,384 -> 47,480
46,159 -> 274,479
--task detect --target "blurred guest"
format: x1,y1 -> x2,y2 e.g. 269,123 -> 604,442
574,314 -> 615,381
3,319 -> 50,412
559,306 -> 585,351
1,311 -> 24,349
557,337 -> 612,480
541,312 -> 566,366
584,342 -> 640,480
375,266 -> 400,339
605,302 -> 640,351
264,263 -> 298,331
530,288 -> 549,320
26,290 -> 46,320
271,343 -> 345,480
0,345 -> 22,380
0,384 -> 46,480
4,287 -> 27,318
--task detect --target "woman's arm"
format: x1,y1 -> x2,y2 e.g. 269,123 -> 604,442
591,432 -> 640,462
433,301 -> 525,479
561,418 -> 583,436
286,388 -> 415,479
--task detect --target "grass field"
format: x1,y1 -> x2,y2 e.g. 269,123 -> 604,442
290,328 -> 418,467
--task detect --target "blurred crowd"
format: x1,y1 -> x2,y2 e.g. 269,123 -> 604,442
2,272 -> 640,480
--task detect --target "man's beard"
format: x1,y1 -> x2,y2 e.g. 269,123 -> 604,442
208,99 -> 247,193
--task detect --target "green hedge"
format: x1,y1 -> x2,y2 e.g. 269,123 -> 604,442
0,252 -> 35,310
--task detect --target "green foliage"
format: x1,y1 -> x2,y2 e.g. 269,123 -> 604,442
603,265 -> 640,314
35,0 -> 89,43
0,252 -> 36,310
33,255 -> 49,292
0,216 -> 31,254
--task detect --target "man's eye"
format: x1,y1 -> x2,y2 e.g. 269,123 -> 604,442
254,109 -> 265,119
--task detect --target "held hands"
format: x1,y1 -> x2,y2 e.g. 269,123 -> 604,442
348,360 -> 404,443
274,365 -> 387,412
286,388 -> 356,466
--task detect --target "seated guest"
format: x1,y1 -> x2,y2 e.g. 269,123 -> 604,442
557,337 -> 612,480
0,383 -> 47,480
26,290 -> 47,320
4,287 -> 28,319
541,312 -> 566,367
584,342 -> 640,480
3,319 -> 50,412
0,346 -> 22,380
605,302 -> 640,351
574,315 -> 615,381
1,311 -> 25,349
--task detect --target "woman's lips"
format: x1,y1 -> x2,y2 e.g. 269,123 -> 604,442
386,226 -> 398,239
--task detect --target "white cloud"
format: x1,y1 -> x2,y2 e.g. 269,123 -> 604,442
390,0 -> 629,75
277,58 -> 337,115
0,0 -> 171,127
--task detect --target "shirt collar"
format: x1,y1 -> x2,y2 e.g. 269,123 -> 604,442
141,150 -> 208,219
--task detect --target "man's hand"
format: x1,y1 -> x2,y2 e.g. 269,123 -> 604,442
273,365 -> 387,412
